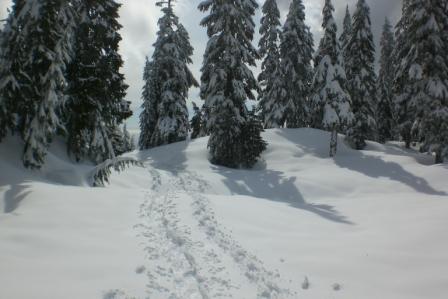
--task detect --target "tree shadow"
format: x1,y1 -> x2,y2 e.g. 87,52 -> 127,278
2,182 -> 32,213
334,153 -> 447,196
212,165 -> 354,225
275,129 -> 446,196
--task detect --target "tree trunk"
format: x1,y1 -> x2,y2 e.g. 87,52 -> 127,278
435,151 -> 443,164
330,127 -> 338,157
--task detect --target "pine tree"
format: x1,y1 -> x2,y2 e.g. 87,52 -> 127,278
122,123 -> 134,152
376,18 -> 396,144
395,0 -> 448,163
280,0 -> 314,128
0,0 -> 30,142
258,0 -> 282,128
190,101 -> 202,139
339,5 -> 352,68
310,0 -> 353,157
199,0 -> 266,168
0,0 -> 75,168
149,1 -> 198,147
139,58 -> 159,150
345,0 -> 377,150
66,0 -> 131,164
393,0 -> 415,148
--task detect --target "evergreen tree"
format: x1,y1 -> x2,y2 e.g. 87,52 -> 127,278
376,18 -> 396,144
310,0 -> 353,157
66,0 -> 131,164
139,58 -> 159,149
258,0 -> 282,128
395,0 -> 448,163
122,123 -> 134,152
139,0 -> 197,148
0,0 -> 75,168
339,5 -> 352,68
150,1 -> 198,146
393,0 -> 415,148
199,0 -> 266,168
345,0 -> 377,150
190,101 -> 202,139
0,0 -> 30,142
280,0 -> 314,128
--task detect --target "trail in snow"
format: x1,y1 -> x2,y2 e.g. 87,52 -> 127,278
138,166 -> 294,298
138,169 -> 233,298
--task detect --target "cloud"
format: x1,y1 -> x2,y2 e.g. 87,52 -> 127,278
1,0 -> 403,129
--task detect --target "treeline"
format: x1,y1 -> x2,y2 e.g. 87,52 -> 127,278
0,0 -> 134,169
140,0 -> 448,168
1,0 -> 447,172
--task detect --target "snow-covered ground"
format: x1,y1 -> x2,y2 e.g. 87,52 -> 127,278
1,128 -> 447,299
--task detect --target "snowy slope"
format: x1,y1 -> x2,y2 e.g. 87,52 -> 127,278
1,129 -> 447,299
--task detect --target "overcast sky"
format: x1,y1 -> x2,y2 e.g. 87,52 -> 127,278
1,0 -> 402,129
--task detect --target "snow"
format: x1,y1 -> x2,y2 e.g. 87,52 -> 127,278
1,128 -> 448,298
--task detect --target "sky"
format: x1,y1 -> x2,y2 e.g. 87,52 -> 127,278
1,0 -> 402,129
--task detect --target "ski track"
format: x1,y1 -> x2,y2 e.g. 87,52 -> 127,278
138,164 -> 294,299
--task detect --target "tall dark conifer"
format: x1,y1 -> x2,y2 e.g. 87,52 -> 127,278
66,0 -> 131,163
139,0 -> 197,148
310,0 -> 353,157
393,0 -> 414,148
258,0 -> 281,128
376,18 -> 396,144
339,5 -> 352,68
0,0 -> 30,142
345,0 -> 377,150
199,0 -> 266,168
395,0 -> 448,163
280,0 -> 314,128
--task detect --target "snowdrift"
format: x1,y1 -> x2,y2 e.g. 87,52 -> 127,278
1,128 -> 447,299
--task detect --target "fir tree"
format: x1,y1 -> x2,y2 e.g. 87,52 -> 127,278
199,0 -> 266,168
190,101 -> 202,139
345,0 -> 377,150
258,0 -> 281,128
122,123 -> 134,152
395,0 -> 448,163
149,1 -> 198,147
339,5 -> 352,68
66,0 -> 131,164
376,18 -> 396,144
280,0 -> 314,128
393,0 -> 415,148
139,58 -> 159,150
310,0 -> 353,157
0,0 -> 30,142
1,0 -> 75,168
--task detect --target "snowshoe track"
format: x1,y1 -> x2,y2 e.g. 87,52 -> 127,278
140,166 -> 293,298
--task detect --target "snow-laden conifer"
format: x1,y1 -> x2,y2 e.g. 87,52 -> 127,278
139,58 -> 159,150
393,0 -> 415,148
310,0 -> 353,157
339,5 -> 352,68
199,0 -> 266,168
345,0 -> 377,150
7,0 -> 75,168
66,0 -> 131,164
190,102 -> 203,140
376,18 -> 396,144
149,1 -> 198,146
395,0 -> 448,163
0,0 -> 32,142
258,0 -> 282,128
279,0 -> 314,128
